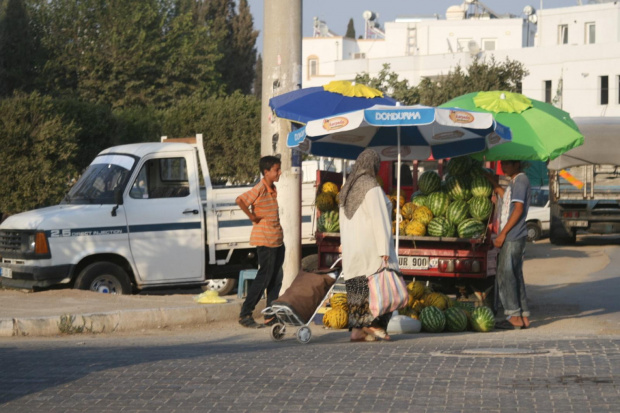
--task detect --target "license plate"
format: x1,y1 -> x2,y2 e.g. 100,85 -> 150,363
569,220 -> 588,227
398,256 -> 429,270
0,267 -> 11,278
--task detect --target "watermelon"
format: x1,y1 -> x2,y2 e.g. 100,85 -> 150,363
317,211 -> 340,233
444,176 -> 472,201
468,196 -> 493,221
418,171 -> 441,195
410,195 -> 428,208
470,306 -> 495,332
446,200 -> 470,226
457,218 -> 486,239
444,307 -> 468,332
454,301 -> 475,316
419,306 -> 446,333
470,175 -> 493,197
447,156 -> 472,176
426,191 -> 450,217
427,217 -> 455,237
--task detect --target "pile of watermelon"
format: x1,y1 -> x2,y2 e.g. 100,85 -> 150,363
392,155 -> 495,240
400,280 -> 495,333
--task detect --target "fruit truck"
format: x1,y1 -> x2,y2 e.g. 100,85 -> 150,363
0,135 -> 317,295
547,117 -> 620,244
308,156 -> 500,305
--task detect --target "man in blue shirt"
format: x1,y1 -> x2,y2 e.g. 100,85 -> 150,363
487,160 -> 531,329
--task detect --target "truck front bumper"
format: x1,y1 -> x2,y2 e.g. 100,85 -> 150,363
0,264 -> 74,289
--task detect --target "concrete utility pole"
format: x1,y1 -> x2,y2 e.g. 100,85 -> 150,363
261,0 -> 302,291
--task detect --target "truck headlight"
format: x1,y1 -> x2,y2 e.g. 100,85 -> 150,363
24,232 -> 49,255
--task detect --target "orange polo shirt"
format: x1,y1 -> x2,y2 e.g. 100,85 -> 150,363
239,179 -> 283,247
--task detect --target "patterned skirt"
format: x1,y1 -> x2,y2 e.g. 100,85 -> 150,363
345,276 -> 391,330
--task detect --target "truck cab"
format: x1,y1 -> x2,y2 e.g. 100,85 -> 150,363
0,135 -> 318,294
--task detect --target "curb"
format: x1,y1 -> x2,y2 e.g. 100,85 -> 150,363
0,301 -> 244,337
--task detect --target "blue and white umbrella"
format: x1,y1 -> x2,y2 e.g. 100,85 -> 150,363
287,104 -> 512,161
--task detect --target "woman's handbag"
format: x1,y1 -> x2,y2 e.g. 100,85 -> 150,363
367,268 -> 408,318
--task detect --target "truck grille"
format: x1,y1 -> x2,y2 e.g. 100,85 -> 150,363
0,230 -> 26,253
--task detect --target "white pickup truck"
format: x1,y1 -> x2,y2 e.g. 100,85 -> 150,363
0,135 -> 317,294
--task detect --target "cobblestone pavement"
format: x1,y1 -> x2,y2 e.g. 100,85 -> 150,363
1,326 -> 619,412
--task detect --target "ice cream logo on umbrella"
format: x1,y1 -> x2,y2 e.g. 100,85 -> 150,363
487,132 -> 501,145
332,134 -> 365,143
381,146 -> 412,158
432,130 -> 465,140
449,110 -> 475,124
322,117 -> 349,131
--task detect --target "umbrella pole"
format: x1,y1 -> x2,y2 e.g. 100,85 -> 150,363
395,125 -> 402,253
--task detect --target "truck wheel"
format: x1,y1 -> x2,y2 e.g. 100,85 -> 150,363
202,278 -> 237,296
550,226 -> 576,245
74,262 -> 132,295
301,254 -> 319,272
526,222 -> 541,242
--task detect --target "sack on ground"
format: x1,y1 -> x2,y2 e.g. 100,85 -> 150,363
272,270 -> 336,323
367,269 -> 408,318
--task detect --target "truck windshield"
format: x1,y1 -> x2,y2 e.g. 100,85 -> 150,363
64,154 -> 135,204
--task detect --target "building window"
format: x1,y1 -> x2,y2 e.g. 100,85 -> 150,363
600,75 -> 609,105
353,52 -> 366,59
585,22 -> 595,44
482,39 -> 496,51
558,24 -> 568,44
544,80 -> 552,103
307,57 -> 318,78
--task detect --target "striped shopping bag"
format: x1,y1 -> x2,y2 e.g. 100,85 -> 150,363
367,268 -> 408,318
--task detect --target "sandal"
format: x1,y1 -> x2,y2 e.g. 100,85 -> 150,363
264,317 -> 277,327
363,327 -> 392,341
495,319 -> 522,330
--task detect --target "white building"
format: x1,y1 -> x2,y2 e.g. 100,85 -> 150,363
302,1 -> 620,118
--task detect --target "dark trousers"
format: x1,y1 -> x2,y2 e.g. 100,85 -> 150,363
239,244 -> 285,318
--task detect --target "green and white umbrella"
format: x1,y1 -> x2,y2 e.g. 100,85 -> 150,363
440,91 -> 584,161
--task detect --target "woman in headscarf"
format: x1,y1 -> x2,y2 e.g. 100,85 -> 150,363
339,149 -> 400,342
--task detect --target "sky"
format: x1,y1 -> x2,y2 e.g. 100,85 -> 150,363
246,0 -> 580,53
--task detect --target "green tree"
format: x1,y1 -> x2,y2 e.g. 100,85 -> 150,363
28,0 -> 222,108
355,64 -> 419,104
160,92 -> 261,184
0,92 -> 79,213
203,0 -> 257,95
54,99 -> 119,172
355,58 -> 528,106
0,0 -> 39,96
230,0 -> 258,95
417,57 -> 529,106
345,18 -> 356,39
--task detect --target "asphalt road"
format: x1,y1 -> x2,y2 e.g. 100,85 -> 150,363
0,234 -> 619,412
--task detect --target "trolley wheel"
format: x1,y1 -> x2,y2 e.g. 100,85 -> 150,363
296,326 -> 312,344
270,323 -> 286,341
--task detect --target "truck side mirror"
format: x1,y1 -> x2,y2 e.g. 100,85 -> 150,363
114,188 -> 124,206
111,188 -> 124,217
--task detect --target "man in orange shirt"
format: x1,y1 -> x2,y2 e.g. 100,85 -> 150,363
236,156 -> 285,328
